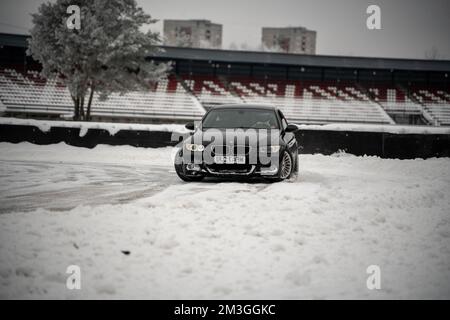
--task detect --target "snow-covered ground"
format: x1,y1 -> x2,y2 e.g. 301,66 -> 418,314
0,142 -> 449,299
295,122 -> 450,135
0,117 -> 187,136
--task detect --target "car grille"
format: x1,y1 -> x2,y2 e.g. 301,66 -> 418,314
211,145 -> 251,156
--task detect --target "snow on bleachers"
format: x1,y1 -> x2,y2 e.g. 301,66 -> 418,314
0,68 -> 205,121
367,86 -> 421,114
226,78 -> 393,124
183,76 -> 241,108
410,86 -> 450,125
7,67 -> 448,126
411,88 -> 450,105
423,104 -> 450,125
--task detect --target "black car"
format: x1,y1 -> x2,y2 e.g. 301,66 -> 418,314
174,104 -> 299,182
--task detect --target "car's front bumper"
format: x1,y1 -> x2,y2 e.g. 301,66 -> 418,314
182,162 -> 279,178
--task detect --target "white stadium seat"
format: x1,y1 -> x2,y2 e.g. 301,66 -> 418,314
1,68 -> 449,125
0,69 -> 205,121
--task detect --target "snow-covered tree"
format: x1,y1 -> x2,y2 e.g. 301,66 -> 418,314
28,0 -> 169,121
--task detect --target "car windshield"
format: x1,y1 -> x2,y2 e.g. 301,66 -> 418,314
202,108 -> 279,129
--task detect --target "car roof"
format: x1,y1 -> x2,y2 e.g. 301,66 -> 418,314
211,104 -> 278,111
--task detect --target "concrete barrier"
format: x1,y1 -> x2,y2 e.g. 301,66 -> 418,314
1,123 -> 449,159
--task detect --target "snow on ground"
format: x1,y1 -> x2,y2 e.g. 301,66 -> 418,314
0,142 -> 450,299
295,122 -> 450,135
0,117 -> 187,136
0,142 -> 175,167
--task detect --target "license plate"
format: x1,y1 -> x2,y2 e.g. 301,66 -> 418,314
214,156 -> 245,164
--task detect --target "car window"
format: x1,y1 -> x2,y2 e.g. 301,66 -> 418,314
202,109 -> 279,129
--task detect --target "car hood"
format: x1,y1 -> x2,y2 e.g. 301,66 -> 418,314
186,128 -> 282,146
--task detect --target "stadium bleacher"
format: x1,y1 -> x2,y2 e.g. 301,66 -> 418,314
225,78 -> 394,124
409,86 -> 450,125
183,75 -> 242,109
0,70 -> 397,124
365,85 -> 422,114
0,70 -> 449,126
0,68 -> 205,122
1,33 -> 449,126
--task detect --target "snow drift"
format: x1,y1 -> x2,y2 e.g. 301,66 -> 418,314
0,142 -> 449,299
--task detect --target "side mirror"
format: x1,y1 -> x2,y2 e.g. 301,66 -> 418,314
285,124 -> 298,132
185,122 -> 195,131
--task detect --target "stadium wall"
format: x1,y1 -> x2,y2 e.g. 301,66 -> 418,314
1,123 -> 449,159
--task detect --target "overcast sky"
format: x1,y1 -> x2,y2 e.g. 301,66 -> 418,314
0,0 -> 449,60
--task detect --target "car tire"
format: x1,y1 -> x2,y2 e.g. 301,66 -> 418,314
268,150 -> 294,182
291,149 -> 299,179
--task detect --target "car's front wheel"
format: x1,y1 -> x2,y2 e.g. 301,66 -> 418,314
268,151 -> 295,182
279,150 -> 294,179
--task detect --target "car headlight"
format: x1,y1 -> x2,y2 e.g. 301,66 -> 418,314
259,145 -> 280,153
185,143 -> 205,152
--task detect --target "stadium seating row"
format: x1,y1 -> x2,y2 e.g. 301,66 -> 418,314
410,88 -> 450,125
183,75 -> 449,125
0,69 -> 205,121
1,68 -> 449,125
